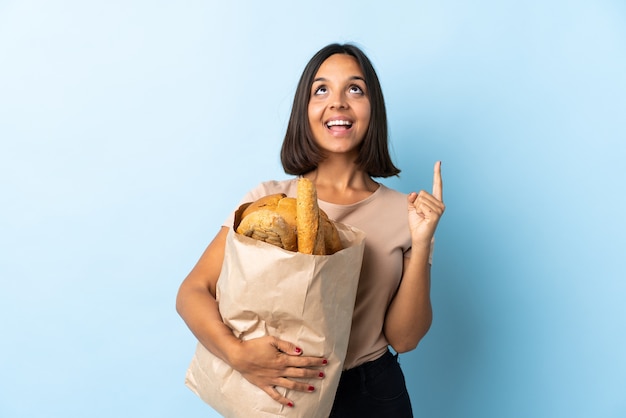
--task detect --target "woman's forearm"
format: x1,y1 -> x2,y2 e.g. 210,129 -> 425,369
175,227 -> 241,364
383,244 -> 433,353
176,280 -> 241,365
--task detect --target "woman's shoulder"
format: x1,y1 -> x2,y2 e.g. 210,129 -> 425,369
376,183 -> 408,202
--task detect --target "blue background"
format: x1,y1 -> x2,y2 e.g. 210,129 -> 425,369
1,1 -> 625,417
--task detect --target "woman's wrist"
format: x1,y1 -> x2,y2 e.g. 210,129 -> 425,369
209,330 -> 243,368
411,237 -> 432,254
407,236 -> 434,268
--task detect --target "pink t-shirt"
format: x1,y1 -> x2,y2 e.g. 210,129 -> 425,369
224,178 -> 417,369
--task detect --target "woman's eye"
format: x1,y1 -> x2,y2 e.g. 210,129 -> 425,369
314,86 -> 327,95
349,85 -> 364,94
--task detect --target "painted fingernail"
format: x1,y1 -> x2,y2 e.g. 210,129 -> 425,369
308,386 -> 315,392
319,372 -> 325,378
287,402 -> 294,408
322,359 -> 328,365
294,347 -> 302,354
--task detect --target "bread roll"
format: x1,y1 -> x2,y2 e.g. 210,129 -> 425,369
236,194 -> 298,252
236,209 -> 297,251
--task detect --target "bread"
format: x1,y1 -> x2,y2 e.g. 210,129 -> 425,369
319,210 -> 343,255
235,179 -> 342,255
236,194 -> 298,252
296,178 -> 320,255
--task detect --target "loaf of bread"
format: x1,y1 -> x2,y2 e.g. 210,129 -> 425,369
235,178 -> 342,255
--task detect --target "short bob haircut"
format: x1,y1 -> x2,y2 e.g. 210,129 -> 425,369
280,43 -> 400,178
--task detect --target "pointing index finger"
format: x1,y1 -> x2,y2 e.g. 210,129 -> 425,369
433,161 -> 443,201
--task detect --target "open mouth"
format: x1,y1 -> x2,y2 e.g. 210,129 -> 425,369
326,119 -> 353,131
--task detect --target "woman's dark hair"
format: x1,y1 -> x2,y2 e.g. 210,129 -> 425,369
280,43 -> 400,178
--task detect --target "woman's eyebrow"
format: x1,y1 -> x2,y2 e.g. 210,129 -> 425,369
313,76 -> 366,83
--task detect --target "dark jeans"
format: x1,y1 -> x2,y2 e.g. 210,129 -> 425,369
329,350 -> 413,418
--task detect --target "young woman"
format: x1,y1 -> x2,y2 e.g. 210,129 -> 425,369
176,43 -> 445,417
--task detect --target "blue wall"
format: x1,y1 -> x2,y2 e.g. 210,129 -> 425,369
1,1 -> 624,417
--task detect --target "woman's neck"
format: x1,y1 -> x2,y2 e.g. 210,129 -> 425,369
303,160 -> 379,205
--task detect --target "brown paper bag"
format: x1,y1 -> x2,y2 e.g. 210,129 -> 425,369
185,221 -> 365,418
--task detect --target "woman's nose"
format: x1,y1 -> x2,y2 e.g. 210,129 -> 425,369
329,92 -> 348,109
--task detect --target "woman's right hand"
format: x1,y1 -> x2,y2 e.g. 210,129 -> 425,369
228,336 -> 328,407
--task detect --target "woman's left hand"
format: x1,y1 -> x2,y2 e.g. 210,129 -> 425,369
407,161 -> 445,248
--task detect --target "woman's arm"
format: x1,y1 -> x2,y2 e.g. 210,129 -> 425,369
176,226 -> 327,407
383,162 -> 445,353
383,245 -> 433,352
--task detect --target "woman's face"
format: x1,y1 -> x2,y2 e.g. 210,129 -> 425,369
308,53 -> 371,157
